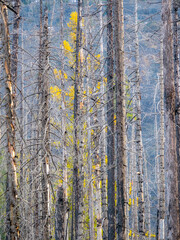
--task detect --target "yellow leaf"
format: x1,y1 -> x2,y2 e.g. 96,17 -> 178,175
63,40 -> 73,52
64,73 -> 68,79
150,234 -> 156,237
54,68 -> 58,75
97,82 -> 101,90
105,155 -> 108,165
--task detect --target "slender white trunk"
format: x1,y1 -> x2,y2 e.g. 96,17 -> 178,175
134,0 -> 145,237
158,38 -> 165,240
99,3 -> 108,240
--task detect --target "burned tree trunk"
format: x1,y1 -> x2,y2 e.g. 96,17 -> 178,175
107,0 -> 115,238
162,0 -> 180,238
1,3 -> 20,239
55,186 -> 67,240
113,0 -> 127,239
38,1 -> 50,239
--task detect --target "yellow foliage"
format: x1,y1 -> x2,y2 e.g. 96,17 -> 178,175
105,155 -> 108,165
137,197 -> 138,206
63,40 -> 73,52
54,68 -> 58,75
145,231 -> 149,237
64,73 -> 68,79
150,234 -> 156,238
67,86 -> 74,100
83,122 -> 87,130
114,115 -> 116,125
96,82 -> 101,90
133,198 -> 134,205
50,86 -> 61,99
70,32 -> 76,42
103,77 -> 107,83
89,108 -> 93,113
67,11 -> 78,28
54,69 -> 62,79
129,182 -> 132,195
128,198 -> 132,206
129,230 -> 132,237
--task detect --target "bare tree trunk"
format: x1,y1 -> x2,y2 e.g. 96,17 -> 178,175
162,0 -> 180,238
59,0 -> 68,237
144,154 -> 151,240
93,105 -> 102,240
55,186 -> 66,240
99,3 -> 108,239
107,0 -> 115,238
84,4 -> 94,238
134,0 -> 145,238
38,2 -> 50,239
1,3 -> 20,239
11,0 -> 20,97
158,38 -> 165,240
113,0 -> 127,239
73,0 -> 84,238
172,0 -> 180,227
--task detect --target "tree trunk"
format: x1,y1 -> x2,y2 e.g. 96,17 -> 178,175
84,4 -> 95,238
55,186 -> 66,240
60,0 -> 68,237
134,0 -> 145,238
1,3 -> 20,239
99,3 -> 108,239
38,2 -> 50,239
158,38 -> 165,240
113,0 -> 127,239
172,0 -> 180,228
73,0 -> 84,238
107,0 -> 115,238
162,0 -> 180,238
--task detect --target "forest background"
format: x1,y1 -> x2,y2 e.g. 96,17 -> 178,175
0,0 -> 177,239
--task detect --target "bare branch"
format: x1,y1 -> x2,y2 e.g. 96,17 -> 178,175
0,0 -> 18,14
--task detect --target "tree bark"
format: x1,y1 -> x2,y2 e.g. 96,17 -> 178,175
55,186 -> 66,240
107,0 -> 115,238
134,0 -> 145,237
172,0 -> 180,228
99,3 -> 108,239
113,0 -> 127,239
73,0 -> 84,238
1,3 -> 20,239
162,0 -> 180,238
38,2 -> 50,239
158,38 -> 165,240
